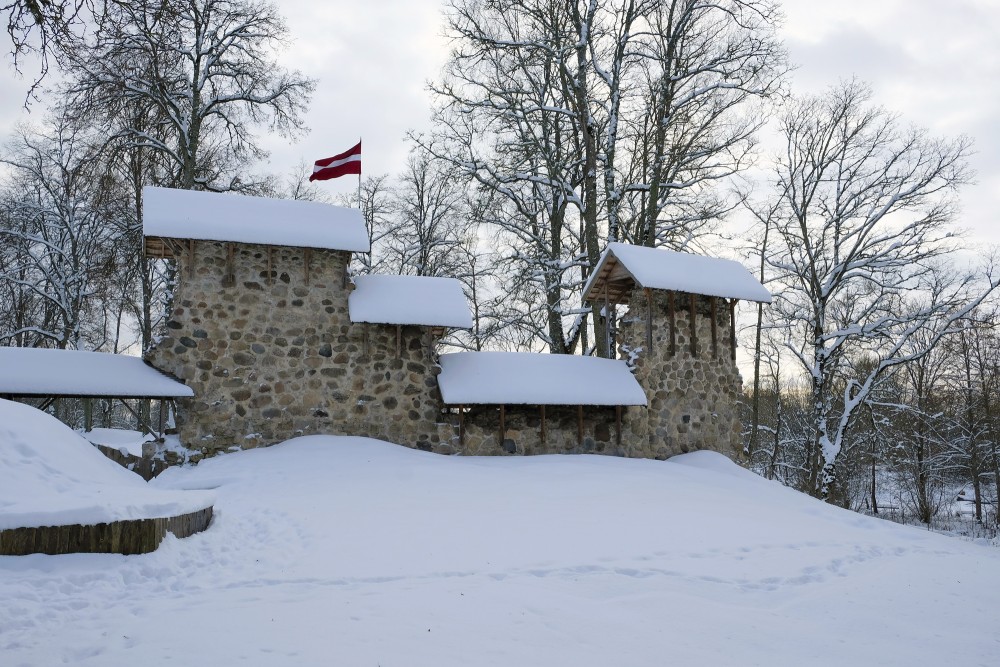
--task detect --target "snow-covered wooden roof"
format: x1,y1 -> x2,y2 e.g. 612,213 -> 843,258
349,275 -> 473,329
0,348 -> 193,398
142,186 -> 370,255
582,242 -> 771,305
437,352 -> 647,406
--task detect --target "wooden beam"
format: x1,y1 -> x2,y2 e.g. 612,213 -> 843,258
604,282 -> 611,357
667,290 -> 676,356
645,288 -> 653,352
540,405 -> 546,444
711,296 -> 718,358
689,293 -> 698,356
729,299 -> 738,361
117,398 -> 152,435
459,405 -> 465,447
615,405 -> 622,446
577,405 -> 584,445
499,404 -> 506,446
84,398 -> 93,432
158,399 -> 166,439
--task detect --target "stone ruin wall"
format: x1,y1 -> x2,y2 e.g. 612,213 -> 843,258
146,241 -> 452,456
146,241 -> 745,462
618,288 -> 743,459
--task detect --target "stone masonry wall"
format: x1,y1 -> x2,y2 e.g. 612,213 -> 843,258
146,241 -> 450,455
618,288 -> 743,459
146,240 -> 745,462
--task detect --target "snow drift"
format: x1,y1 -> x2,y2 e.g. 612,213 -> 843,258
0,399 -> 212,530
1,434 -> 996,665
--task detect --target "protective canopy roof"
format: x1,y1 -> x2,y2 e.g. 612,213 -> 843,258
0,347 -> 193,398
143,186 -> 370,252
349,275 -> 473,328
583,242 -> 771,305
437,352 -> 647,406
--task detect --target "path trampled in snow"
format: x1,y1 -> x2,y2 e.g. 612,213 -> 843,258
2,436 -> 997,666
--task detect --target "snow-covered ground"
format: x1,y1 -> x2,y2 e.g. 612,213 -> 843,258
81,428 -> 156,457
2,435 -> 998,666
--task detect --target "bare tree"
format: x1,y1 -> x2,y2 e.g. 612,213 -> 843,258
378,147 -> 473,278
426,0 -> 585,354
621,0 -> 786,250
428,0 -> 785,355
3,0 -> 90,97
0,115 -> 116,349
762,80 -> 994,502
63,0 -> 314,191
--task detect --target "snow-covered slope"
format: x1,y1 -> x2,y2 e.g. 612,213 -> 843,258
1,435 -> 997,665
0,399 -> 212,530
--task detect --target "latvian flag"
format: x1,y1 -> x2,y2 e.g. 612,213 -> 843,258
309,141 -> 362,181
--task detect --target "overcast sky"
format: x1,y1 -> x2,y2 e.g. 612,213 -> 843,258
2,0 -> 998,242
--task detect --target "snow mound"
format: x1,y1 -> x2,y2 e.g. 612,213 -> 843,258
0,399 -> 212,530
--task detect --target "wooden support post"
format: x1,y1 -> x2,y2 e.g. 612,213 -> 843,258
395,325 -> 401,359
729,299 -> 738,361
604,283 -> 611,357
187,240 -> 195,278
499,404 -> 506,446
710,296 -> 718,358
540,405 -> 547,444
645,288 -> 654,352
667,290 -> 676,357
84,398 -> 93,432
689,293 -> 698,356
158,399 -> 166,439
616,405 -> 623,446
304,248 -> 311,286
459,405 -> 465,447
577,405 -> 584,445
266,246 -> 273,285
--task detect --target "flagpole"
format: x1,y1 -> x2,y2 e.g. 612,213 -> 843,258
357,137 -> 362,209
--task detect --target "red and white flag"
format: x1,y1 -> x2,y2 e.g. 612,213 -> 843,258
309,141 -> 362,181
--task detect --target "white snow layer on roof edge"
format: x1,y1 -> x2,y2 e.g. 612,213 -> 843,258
437,352 -> 647,406
0,399 -> 212,530
0,347 -> 193,398
584,242 -> 772,303
349,275 -> 473,328
143,186 -> 371,252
